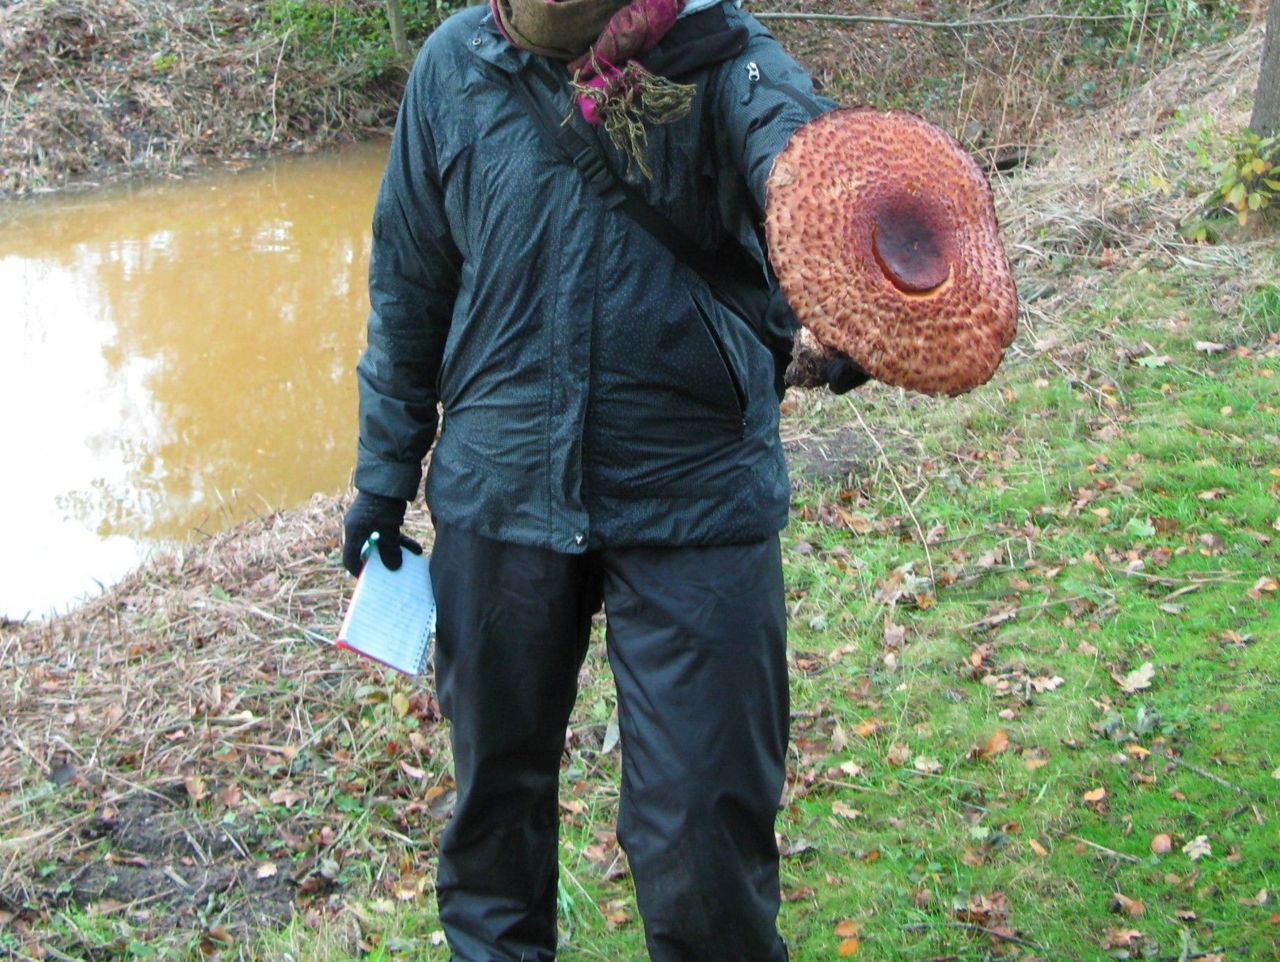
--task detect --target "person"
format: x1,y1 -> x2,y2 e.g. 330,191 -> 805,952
342,1 -> 865,959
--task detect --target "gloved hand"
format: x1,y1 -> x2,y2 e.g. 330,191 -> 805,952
342,491 -> 423,577
824,355 -> 872,395
784,327 -> 873,395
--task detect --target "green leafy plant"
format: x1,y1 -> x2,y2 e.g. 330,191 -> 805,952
1195,126 -> 1280,228
1078,0 -> 1239,54
267,0 -> 463,75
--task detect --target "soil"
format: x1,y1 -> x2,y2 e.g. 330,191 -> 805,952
66,784 -> 296,930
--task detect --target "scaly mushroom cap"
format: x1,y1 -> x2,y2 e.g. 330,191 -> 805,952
765,108 -> 1018,396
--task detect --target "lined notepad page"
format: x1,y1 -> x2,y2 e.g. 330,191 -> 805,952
337,547 -> 436,676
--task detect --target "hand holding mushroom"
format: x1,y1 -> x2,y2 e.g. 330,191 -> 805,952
767,108 -> 1018,397
784,327 -> 870,394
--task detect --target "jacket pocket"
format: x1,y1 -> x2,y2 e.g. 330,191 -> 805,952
690,290 -> 747,427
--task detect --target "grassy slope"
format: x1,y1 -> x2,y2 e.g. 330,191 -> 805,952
241,244 -> 1279,962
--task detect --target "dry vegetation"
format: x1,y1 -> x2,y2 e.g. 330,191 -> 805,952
0,0 -> 404,195
0,0 -> 1255,196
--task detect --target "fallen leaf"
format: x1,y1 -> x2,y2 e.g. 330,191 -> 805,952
398,760 -> 426,780
1110,892 -> 1146,918
203,925 -> 234,946
1113,661 -> 1155,693
913,755 -> 943,775
834,920 -> 862,938
256,862 -> 278,880
831,800 -> 862,820
1029,838 -> 1049,858
1246,576 -> 1279,599
1195,340 -> 1230,353
268,788 -> 306,807
1083,786 -> 1107,804
838,937 -> 861,956
1183,835 -> 1212,861
184,775 -> 209,804
1030,675 -> 1065,692
393,875 -> 424,901
954,891 -> 1010,926
219,783 -> 243,808
882,620 -> 907,649
1103,928 -> 1145,949
853,718 -> 882,738
831,723 -> 849,753
982,729 -> 1010,758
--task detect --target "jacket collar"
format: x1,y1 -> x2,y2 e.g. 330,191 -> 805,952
465,9 -> 528,74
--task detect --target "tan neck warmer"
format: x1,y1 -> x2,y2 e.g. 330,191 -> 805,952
491,0 -> 630,61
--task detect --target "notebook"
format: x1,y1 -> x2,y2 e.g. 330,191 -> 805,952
336,540 -> 436,676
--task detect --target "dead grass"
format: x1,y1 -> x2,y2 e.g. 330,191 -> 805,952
1,0 -> 1256,197
996,21 -> 1266,268
0,496 -> 448,936
0,0 -> 400,195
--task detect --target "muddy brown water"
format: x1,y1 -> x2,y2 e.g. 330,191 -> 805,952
0,142 -> 390,620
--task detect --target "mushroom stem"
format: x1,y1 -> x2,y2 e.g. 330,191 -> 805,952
870,208 -> 950,295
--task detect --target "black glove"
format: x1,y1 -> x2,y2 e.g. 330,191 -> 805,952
825,355 -> 872,395
342,492 -> 423,577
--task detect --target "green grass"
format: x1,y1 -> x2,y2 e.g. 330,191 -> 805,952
231,269 -> 1280,962
754,264 -> 1280,961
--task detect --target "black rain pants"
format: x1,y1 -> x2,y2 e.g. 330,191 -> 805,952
428,520 -> 790,962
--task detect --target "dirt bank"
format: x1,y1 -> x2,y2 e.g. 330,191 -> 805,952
2,0 -> 1250,198
0,0 -> 410,197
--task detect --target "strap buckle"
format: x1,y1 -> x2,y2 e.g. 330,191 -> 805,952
571,148 -> 625,208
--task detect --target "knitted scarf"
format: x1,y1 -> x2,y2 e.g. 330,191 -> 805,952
490,0 -> 695,177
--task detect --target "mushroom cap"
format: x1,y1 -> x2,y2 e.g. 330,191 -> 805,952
765,107 -> 1018,397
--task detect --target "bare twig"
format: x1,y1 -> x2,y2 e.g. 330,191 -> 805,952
902,919 -> 1047,951
1069,834 -> 1144,864
754,11 -> 1168,30
270,27 -> 292,143
1167,758 -> 1244,794
851,404 -> 935,583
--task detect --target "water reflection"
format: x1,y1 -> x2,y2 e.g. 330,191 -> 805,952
0,142 -> 389,619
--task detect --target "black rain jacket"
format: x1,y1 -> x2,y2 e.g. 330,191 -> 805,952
355,2 -> 834,553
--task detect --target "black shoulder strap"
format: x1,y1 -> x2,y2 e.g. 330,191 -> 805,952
506,63 -> 770,329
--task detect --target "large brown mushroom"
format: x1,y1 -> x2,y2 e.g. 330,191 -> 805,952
766,108 -> 1018,397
